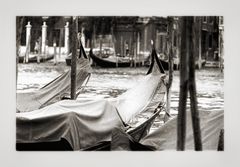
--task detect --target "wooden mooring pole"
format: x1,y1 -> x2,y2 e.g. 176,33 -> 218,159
177,17 -> 188,151
70,16 -> 78,100
190,17 -> 202,151
177,16 -> 202,151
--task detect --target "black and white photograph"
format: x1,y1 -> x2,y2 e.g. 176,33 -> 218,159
16,16 -> 224,151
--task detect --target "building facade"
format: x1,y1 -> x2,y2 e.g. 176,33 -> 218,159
17,16 -> 223,67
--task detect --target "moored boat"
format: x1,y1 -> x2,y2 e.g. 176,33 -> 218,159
88,50 -> 147,68
18,54 -> 54,63
146,57 -> 206,70
110,110 -> 224,151
16,47 -> 167,151
17,46 -> 91,113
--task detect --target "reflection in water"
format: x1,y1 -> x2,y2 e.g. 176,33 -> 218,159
17,62 -> 224,129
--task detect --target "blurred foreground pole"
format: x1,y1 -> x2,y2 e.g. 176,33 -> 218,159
71,16 -> 78,100
177,17 -> 189,151
219,16 -> 224,72
190,17 -> 202,150
177,17 -> 202,151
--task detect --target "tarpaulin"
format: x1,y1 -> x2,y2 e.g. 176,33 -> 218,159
141,110 -> 224,150
16,62 -> 166,150
17,57 -> 90,112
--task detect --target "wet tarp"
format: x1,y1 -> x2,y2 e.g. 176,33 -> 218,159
16,62 -> 167,150
17,57 -> 91,112
111,110 -> 224,150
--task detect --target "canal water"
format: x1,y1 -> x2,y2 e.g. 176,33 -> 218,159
17,62 -> 224,130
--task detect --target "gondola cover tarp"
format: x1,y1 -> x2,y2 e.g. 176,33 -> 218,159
17,99 -> 124,150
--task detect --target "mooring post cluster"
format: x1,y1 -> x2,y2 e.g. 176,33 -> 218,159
177,16 -> 202,151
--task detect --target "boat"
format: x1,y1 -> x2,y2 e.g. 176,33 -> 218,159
16,47 -> 167,151
204,60 -> 220,68
65,55 -> 72,66
83,103 -> 165,151
110,110 -> 224,151
159,58 -> 206,70
18,54 -> 54,63
158,58 -> 179,70
17,47 -> 91,113
146,53 -> 206,70
89,50 -> 147,68
65,44 -> 89,66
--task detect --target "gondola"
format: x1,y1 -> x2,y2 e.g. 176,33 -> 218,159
145,52 -> 206,70
16,46 -> 167,151
65,55 -> 72,66
65,44 -> 89,66
161,58 -> 206,70
158,58 -> 179,70
17,47 -> 91,113
110,110 -> 224,151
18,54 -> 54,63
146,58 -> 206,70
88,51 -> 146,68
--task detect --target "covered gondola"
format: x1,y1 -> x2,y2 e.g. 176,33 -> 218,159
16,47 -> 167,150
17,47 -> 91,113
110,110 -> 224,151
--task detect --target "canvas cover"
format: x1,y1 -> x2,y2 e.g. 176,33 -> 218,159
111,110 -> 223,150
113,63 -> 166,123
140,110 -> 224,150
17,57 -> 90,112
17,99 -> 124,150
16,61 -> 166,150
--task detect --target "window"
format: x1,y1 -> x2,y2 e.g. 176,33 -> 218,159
209,17 -> 214,24
203,16 -> 207,23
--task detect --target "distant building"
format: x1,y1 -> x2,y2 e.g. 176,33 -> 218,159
200,16 -> 220,62
19,16 -> 71,51
169,16 -> 222,68
18,16 -> 223,66
18,16 -> 168,56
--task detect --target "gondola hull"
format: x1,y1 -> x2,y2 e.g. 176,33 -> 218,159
16,47 -> 167,151
89,53 -> 145,68
147,59 -> 206,70
18,54 -> 54,63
